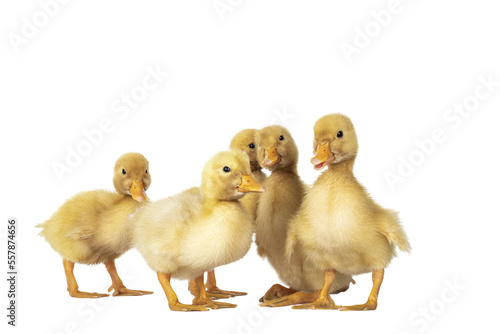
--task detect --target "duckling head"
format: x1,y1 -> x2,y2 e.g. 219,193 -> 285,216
201,150 -> 265,201
113,152 -> 151,202
311,113 -> 358,170
256,125 -> 299,172
229,129 -> 261,172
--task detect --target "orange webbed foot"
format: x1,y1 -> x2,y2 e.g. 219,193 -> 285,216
260,291 -> 319,307
206,286 -> 247,299
193,295 -> 237,309
108,285 -> 153,296
259,284 -> 296,302
68,290 -> 109,298
339,299 -> 377,311
292,295 -> 339,310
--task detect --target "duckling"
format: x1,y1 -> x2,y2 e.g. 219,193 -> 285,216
230,128 -> 267,220
37,152 -> 153,298
132,150 -> 265,311
255,125 -> 353,304
264,114 -> 410,310
191,129 -> 268,300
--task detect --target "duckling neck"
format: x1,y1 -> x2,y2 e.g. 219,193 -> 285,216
274,164 -> 299,176
201,197 -> 239,211
327,156 -> 356,175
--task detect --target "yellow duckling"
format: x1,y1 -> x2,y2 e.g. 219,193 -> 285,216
191,129 -> 268,300
230,128 -> 267,220
265,114 -> 411,310
132,150 -> 265,311
37,152 -> 153,298
255,125 -> 353,303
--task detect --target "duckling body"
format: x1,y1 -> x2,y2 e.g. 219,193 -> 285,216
132,150 -> 264,311
255,168 -> 305,273
38,152 -> 152,298
40,190 -> 142,265
133,187 -> 253,280
290,161 -> 398,277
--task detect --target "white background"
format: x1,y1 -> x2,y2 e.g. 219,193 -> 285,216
1,1 -> 500,333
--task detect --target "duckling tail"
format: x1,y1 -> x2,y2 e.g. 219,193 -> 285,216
35,221 -> 47,237
378,209 -> 411,254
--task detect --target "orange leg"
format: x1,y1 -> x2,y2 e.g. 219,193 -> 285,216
205,269 -> 247,299
192,274 -> 237,309
259,284 -> 297,302
340,269 -> 384,311
157,272 -> 209,312
105,260 -> 153,296
63,259 -> 108,298
292,269 -> 339,309
188,277 -> 199,297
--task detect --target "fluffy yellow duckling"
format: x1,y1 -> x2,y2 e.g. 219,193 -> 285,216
191,129 -> 268,300
37,152 -> 153,298
230,128 -> 267,220
255,125 -> 353,303
265,114 -> 411,310
132,150 -> 265,312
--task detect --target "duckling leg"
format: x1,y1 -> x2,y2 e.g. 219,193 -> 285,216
63,259 -> 108,298
105,260 -> 153,296
188,277 -> 199,297
339,269 -> 383,311
192,274 -> 237,309
205,270 -> 247,299
292,269 -> 339,309
157,272 -> 209,312
188,273 -> 225,299
259,284 -> 297,302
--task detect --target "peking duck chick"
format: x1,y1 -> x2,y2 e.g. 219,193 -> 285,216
132,150 -> 265,311
37,152 -> 153,298
190,129 -> 268,300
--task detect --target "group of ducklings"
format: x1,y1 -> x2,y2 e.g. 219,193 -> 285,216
38,113 -> 410,312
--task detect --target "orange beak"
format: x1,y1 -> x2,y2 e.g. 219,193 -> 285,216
262,147 -> 281,166
311,143 -> 335,171
237,174 -> 266,193
130,180 -> 147,202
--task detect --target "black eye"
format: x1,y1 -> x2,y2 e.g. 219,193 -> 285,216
279,135 -> 284,141
122,168 -> 126,175
223,166 -> 231,173
337,131 -> 343,138
249,143 -> 255,149
145,169 -> 148,174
